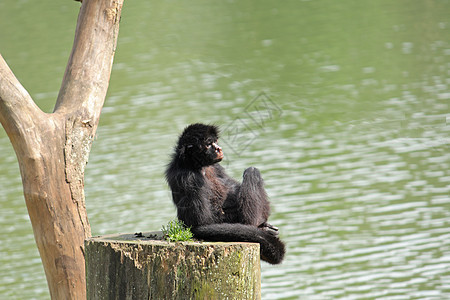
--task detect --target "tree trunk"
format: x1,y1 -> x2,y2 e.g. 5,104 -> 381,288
0,0 -> 124,298
85,232 -> 262,300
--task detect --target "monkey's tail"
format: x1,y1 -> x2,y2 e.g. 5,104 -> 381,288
191,223 -> 285,264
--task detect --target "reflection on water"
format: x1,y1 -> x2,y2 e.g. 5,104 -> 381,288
1,0 -> 449,299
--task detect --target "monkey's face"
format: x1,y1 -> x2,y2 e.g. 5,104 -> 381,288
188,138 -> 222,166
177,123 -> 224,168
178,139 -> 223,168
206,141 -> 224,163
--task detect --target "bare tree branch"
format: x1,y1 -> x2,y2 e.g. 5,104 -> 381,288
55,0 -> 122,117
0,54 -> 46,157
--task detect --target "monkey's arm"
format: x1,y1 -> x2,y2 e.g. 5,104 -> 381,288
175,193 -> 216,228
172,170 -> 221,227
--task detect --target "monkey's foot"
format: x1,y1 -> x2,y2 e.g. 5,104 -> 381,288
259,222 -> 279,236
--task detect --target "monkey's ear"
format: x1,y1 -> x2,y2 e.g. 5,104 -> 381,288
178,144 -> 193,156
178,145 -> 185,156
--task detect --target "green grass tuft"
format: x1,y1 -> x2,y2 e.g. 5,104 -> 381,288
161,219 -> 194,242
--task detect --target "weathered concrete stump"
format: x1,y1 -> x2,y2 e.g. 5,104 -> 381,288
85,232 -> 261,299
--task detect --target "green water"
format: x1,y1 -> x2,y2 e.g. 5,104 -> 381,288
1,1 -> 449,299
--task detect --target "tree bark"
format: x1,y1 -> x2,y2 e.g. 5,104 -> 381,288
0,0 -> 123,298
85,232 -> 262,300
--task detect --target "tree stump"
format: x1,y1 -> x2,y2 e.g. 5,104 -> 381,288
85,232 -> 261,299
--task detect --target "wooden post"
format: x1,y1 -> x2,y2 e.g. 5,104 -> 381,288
85,232 -> 261,299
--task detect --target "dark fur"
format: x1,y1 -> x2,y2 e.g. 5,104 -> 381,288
165,123 -> 285,264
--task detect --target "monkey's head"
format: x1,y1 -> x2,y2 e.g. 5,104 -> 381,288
175,123 -> 224,169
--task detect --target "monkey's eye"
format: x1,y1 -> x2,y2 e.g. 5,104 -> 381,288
206,143 -> 213,149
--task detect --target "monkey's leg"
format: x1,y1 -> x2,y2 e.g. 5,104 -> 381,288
237,167 -> 271,226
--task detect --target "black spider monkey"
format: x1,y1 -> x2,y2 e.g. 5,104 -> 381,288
165,123 -> 285,264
